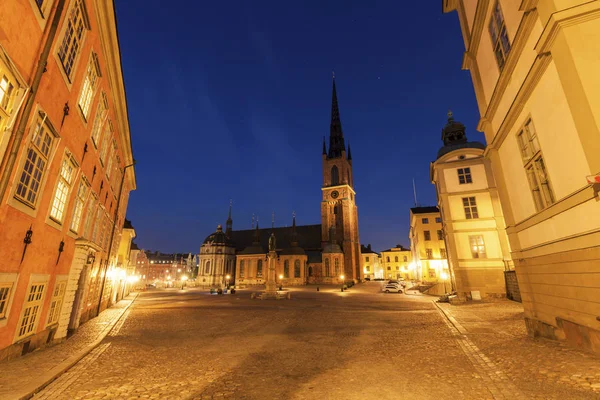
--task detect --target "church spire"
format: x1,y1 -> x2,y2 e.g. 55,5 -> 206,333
290,212 -> 298,247
225,199 -> 233,236
328,73 -> 346,159
347,141 -> 352,161
322,136 -> 327,155
253,222 -> 261,244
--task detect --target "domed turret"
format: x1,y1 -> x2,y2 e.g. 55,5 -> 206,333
203,224 -> 234,246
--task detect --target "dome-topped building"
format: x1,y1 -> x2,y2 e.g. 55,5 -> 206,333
198,224 -> 235,287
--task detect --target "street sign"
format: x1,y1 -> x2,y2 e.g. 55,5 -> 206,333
586,175 -> 600,184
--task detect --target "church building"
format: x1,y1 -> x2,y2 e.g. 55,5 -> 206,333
198,77 -> 363,287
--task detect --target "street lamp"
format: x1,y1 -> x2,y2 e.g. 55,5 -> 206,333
279,274 -> 283,291
181,275 -> 188,289
225,274 -> 230,288
340,274 -> 345,292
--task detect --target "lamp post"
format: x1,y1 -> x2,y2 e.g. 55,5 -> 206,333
340,274 -> 345,292
96,161 -> 135,316
279,274 -> 283,291
225,274 -> 230,289
181,275 -> 188,290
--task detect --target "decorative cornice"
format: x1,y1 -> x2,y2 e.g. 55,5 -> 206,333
466,0 -> 491,64
535,1 -> 600,54
95,1 -> 136,190
487,51 -> 552,151
519,0 -> 539,12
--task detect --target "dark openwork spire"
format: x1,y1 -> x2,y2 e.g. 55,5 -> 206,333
225,199 -> 232,236
290,212 -> 298,246
328,73 -> 346,159
347,141 -> 352,161
253,222 -> 260,244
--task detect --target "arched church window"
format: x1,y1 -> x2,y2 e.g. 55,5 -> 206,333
386,256 -> 390,262
334,258 -> 340,276
331,166 -> 339,185
257,259 -> 263,278
240,260 -> 245,278
205,261 -> 210,274
294,260 -> 301,278
325,259 -> 330,277
308,266 -> 313,276
284,260 -> 290,278
334,206 -> 338,215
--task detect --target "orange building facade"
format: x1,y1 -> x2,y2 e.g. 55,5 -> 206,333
0,0 -> 135,360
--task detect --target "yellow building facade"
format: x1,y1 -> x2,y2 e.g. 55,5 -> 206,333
380,246 -> 413,280
443,0 -> 600,352
361,244 -> 382,280
409,207 -> 449,283
431,113 -> 512,299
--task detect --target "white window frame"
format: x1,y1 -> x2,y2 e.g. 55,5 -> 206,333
488,1 -> 511,72
47,278 -> 67,326
0,273 -> 18,327
457,167 -> 472,184
49,152 -> 77,223
56,0 -> 90,83
70,177 -> 90,233
0,282 -> 13,319
90,93 -> 108,147
15,276 -> 48,341
462,196 -> 479,219
517,119 -> 555,212
77,52 -> 101,120
469,235 -> 487,259
14,114 -> 57,208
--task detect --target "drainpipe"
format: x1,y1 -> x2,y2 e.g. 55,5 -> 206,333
0,0 -> 67,202
96,161 -> 135,316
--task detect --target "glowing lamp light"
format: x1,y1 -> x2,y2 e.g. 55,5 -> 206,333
226,275 -> 230,280
127,275 -> 140,283
181,275 -> 188,281
340,275 -> 345,280
279,274 -> 283,279
441,272 -> 449,281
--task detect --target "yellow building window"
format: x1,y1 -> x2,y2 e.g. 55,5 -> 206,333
469,235 -> 487,259
47,281 -> 67,326
425,249 -> 433,259
57,0 -> 89,80
15,117 -> 54,207
78,53 -> 100,119
50,157 -> 76,223
457,167 -> 472,184
518,120 -> 554,211
488,1 -> 511,71
462,197 -> 479,219
18,283 -> 46,338
0,283 -> 13,319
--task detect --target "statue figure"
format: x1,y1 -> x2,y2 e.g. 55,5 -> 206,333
269,232 -> 276,252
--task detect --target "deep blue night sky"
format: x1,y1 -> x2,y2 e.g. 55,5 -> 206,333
114,1 -> 483,253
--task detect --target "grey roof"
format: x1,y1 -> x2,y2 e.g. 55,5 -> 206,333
229,224 -> 322,253
410,206 -> 439,214
202,225 -> 234,246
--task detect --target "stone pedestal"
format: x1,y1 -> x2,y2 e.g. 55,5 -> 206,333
263,250 -> 278,295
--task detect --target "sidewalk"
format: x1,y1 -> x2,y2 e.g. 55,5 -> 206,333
0,293 -> 138,400
436,300 -> 600,399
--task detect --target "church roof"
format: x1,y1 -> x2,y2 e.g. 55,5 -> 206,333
229,224 -> 322,253
410,206 -> 440,214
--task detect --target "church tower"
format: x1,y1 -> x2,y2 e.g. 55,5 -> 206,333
321,75 -> 362,281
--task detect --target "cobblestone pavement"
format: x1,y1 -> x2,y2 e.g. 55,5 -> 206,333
0,295 -> 136,399
18,284 -> 600,399
437,301 -> 600,399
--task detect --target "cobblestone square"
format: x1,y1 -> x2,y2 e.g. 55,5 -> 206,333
7,284 -> 600,400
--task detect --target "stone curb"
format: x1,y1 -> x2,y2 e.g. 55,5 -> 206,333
433,300 -> 468,335
15,292 -> 140,400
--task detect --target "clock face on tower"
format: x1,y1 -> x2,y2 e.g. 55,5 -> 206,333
331,190 -> 339,199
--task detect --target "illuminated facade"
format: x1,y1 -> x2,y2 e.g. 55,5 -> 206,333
443,0 -> 600,351
0,0 -> 135,360
380,245 -> 413,280
431,112 -> 512,299
409,207 -> 449,283
361,244 -> 382,280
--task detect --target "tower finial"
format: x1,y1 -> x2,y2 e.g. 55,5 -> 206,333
332,70 -> 335,79
447,109 -> 454,121
226,199 -> 233,236
272,211 -> 275,229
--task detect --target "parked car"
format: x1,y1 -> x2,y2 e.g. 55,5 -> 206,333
388,279 -> 406,288
383,284 -> 403,293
